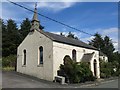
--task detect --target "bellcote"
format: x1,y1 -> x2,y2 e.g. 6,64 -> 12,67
30,3 -> 40,31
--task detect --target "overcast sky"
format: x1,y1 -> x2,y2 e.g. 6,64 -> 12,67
1,1 -> 118,51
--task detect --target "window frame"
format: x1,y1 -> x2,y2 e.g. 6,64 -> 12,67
38,46 -> 43,65
23,49 -> 26,66
72,49 -> 76,61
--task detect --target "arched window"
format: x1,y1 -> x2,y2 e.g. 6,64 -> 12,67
23,49 -> 26,65
39,46 -> 43,64
72,49 -> 76,61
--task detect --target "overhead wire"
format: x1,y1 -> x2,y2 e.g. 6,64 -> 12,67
6,0 -> 118,45
6,0 -> 94,36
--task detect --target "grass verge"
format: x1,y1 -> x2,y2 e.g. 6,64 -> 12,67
2,67 -> 15,71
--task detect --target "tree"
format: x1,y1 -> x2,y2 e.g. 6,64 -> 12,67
89,33 -> 115,62
89,33 -> 104,50
67,32 -> 79,40
113,51 -> 120,63
111,52 -> 120,76
39,24 -> 44,30
19,18 -> 44,41
2,54 -> 16,67
19,18 -> 31,40
1,19 -> 6,32
2,19 -> 9,57
102,36 -> 115,62
1,19 -> 6,57
2,19 -> 21,57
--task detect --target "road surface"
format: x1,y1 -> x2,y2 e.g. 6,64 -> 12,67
2,71 -> 119,88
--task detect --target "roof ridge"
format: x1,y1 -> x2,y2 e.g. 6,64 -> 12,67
45,31 -> 97,49
45,31 -> 81,41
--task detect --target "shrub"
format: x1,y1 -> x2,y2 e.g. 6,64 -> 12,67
115,68 -> 120,76
100,61 -> 115,78
2,55 -> 16,68
2,66 -> 15,71
58,55 -> 96,83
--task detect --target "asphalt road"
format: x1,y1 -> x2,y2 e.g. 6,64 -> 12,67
2,71 -> 119,88
86,79 -> 119,88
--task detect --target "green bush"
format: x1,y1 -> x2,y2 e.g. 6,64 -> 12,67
115,68 -> 120,76
58,55 -> 96,83
2,55 -> 16,68
2,66 -> 15,71
100,61 -> 115,78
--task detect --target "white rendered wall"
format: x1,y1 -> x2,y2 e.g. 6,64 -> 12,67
17,30 -> 54,81
100,56 -> 108,62
53,42 -> 100,79
90,53 -> 100,78
17,30 -> 100,81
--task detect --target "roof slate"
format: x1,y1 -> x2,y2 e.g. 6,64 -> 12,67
81,53 -> 94,62
38,30 -> 98,50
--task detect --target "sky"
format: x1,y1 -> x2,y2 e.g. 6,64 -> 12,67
1,1 -> 118,51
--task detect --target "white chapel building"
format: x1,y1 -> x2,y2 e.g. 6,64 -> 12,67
17,6 -> 100,81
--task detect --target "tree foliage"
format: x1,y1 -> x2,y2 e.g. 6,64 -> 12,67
89,33 -> 104,50
60,32 -> 79,40
19,18 -> 44,41
67,32 -> 79,40
111,52 -> 120,76
19,18 -> 31,40
2,19 -> 21,57
89,33 -> 120,76
100,61 -> 114,78
0,19 -> 4,57
89,33 -> 115,62
2,55 -> 16,67
103,36 -> 115,62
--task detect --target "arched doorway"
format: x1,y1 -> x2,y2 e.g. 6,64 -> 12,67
93,59 -> 97,77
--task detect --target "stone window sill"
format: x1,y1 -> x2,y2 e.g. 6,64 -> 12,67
22,65 -> 26,67
37,64 -> 43,67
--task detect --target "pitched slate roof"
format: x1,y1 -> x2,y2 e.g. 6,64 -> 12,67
38,30 -> 98,50
81,53 -> 94,62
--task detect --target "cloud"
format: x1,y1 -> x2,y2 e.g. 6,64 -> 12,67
99,27 -> 118,51
80,27 -> 118,51
35,2 -> 77,12
1,2 -> 33,27
2,0 -> 81,2
102,27 -> 118,35
81,36 -> 95,43
51,31 -> 63,35
52,29 -> 118,52
2,8 -> 28,27
102,28 -> 118,51
111,12 -> 118,16
1,1 -> 77,23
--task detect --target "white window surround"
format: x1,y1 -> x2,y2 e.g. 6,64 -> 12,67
38,46 -> 43,66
